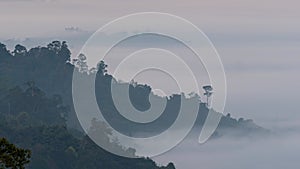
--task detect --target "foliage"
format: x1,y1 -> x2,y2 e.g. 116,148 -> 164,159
0,138 -> 31,169
0,41 -> 267,169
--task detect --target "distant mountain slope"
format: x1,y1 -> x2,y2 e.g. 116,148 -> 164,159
0,41 -> 268,168
0,41 -> 266,137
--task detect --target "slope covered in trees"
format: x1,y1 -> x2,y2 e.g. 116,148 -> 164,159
0,84 -> 175,169
0,41 -> 267,168
0,41 -> 177,169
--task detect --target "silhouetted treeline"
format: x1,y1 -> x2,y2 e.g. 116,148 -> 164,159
0,41 -> 176,169
0,41 -> 264,135
0,41 -> 266,168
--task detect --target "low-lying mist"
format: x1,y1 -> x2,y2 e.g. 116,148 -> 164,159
154,125 -> 300,169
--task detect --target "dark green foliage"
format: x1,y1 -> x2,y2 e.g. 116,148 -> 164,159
0,84 -> 67,127
0,43 -> 11,59
0,41 -> 266,169
0,138 -> 31,169
13,45 -> 27,57
0,85 -> 173,169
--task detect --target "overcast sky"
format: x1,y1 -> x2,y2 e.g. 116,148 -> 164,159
1,0 -> 299,127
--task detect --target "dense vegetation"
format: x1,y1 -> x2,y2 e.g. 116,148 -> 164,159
0,41 -> 265,168
0,138 -> 31,169
0,41 -> 177,169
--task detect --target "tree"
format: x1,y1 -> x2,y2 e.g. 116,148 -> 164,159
13,45 -> 27,57
0,43 -> 11,58
73,53 -> 89,73
97,60 -> 107,76
202,85 -> 213,107
0,138 -> 31,169
59,41 -> 71,62
47,41 -> 71,63
0,43 -> 7,52
47,41 -> 61,53
163,162 -> 175,169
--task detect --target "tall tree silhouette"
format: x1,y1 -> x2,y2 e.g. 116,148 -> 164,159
203,85 -> 213,107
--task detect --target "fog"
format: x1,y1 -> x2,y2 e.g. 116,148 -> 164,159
154,126 -> 300,169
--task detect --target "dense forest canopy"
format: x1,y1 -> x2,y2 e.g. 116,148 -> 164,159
0,41 -> 266,169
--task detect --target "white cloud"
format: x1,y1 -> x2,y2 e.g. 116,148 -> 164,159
154,130 -> 300,169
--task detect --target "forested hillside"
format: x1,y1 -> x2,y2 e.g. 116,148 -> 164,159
0,41 -> 176,169
0,41 -> 266,168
